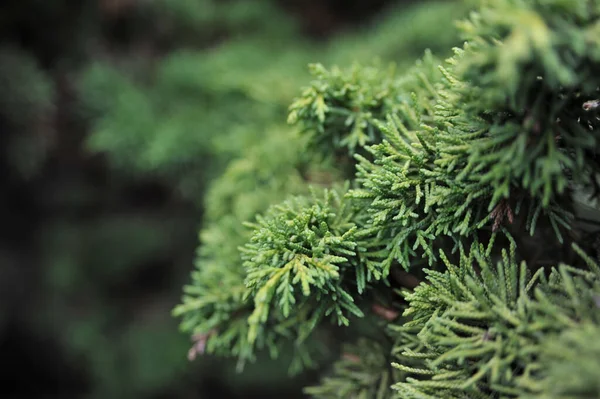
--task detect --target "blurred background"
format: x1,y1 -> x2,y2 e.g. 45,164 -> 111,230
0,0 -> 465,398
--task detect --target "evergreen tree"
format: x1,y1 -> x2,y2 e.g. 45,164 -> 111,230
1,0 -> 466,397
175,0 -> 600,397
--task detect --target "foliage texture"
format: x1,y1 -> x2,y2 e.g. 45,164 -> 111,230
176,0 -> 600,398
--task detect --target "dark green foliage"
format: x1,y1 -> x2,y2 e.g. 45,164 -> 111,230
174,236 -> 253,364
0,46 -> 54,129
305,339 -> 398,399
149,0 -> 301,42
391,240 -> 600,398
0,46 -> 55,178
331,1 -> 468,65
453,0 -> 600,206
347,56 -> 498,271
349,0 -> 600,273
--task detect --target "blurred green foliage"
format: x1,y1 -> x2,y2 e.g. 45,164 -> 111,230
0,46 -> 55,179
79,0 -> 466,200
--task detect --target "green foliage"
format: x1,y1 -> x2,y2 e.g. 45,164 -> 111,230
305,339 -> 398,399
452,0 -> 600,207
175,186 -> 369,372
174,0 -> 600,398
242,186 -> 369,345
172,0 -> 474,377
79,0 -> 312,201
0,46 -> 54,128
203,129 -> 313,223
0,45 -> 55,178
526,323 -> 600,399
391,240 -> 600,398
81,0 -> 468,201
50,307 -> 191,399
288,51 -> 443,168
331,1 -> 469,65
348,0 -> 600,271
1,0 -> 497,398
288,62 -> 402,159
79,44 -> 310,199
174,243 -> 253,364
149,0 -> 301,43
173,130 -> 329,369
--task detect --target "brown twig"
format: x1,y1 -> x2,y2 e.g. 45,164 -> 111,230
372,303 -> 399,321
188,329 -> 217,361
390,268 -> 422,289
490,199 -> 514,232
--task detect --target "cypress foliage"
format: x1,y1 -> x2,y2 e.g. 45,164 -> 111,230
391,240 -> 600,398
175,0 -> 600,397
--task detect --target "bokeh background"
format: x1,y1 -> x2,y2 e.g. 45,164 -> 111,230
0,0 -> 465,398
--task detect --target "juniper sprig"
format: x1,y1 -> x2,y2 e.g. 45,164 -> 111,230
174,0 -> 600,396
391,240 -> 600,398
241,186 -> 375,346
